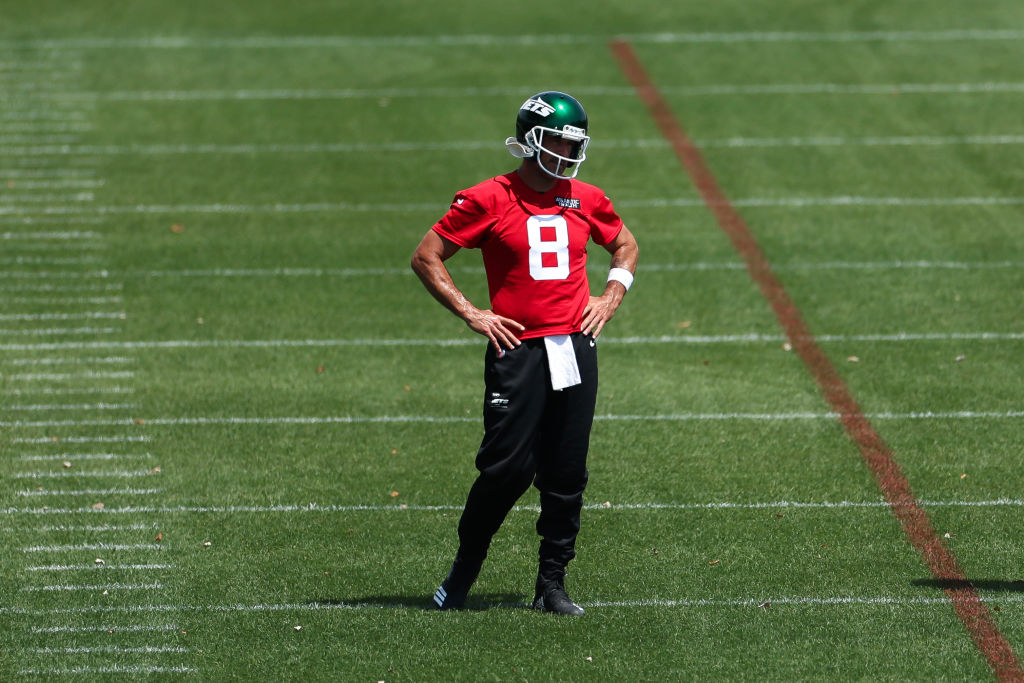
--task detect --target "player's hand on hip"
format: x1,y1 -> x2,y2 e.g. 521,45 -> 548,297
466,308 -> 524,354
581,294 -> 620,339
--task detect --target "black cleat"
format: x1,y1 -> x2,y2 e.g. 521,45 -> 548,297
430,556 -> 482,610
533,576 -> 585,616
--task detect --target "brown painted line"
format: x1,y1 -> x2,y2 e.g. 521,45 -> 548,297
609,38 -> 1023,682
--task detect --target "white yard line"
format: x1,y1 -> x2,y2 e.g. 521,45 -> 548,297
4,410 -> 1024,430
14,470 -> 159,479
1,330 -> 1022,354
26,564 -> 173,571
0,311 -> 124,321
4,387 -> 136,397
29,646 -> 186,654
34,523 -> 154,531
7,356 -> 134,365
0,29 -> 1022,50
5,594 -> 1023,619
3,498 -> 1022,517
23,582 -> 163,592
30,623 -> 179,632
7,134 -> 1024,157
8,82 -> 1024,104
19,666 -> 196,675
0,327 -> 120,336
4,195 -> 1024,218
6,370 -> 136,382
11,435 -> 151,443
16,488 -> 163,497
22,543 -> 163,552
6,402 -> 139,411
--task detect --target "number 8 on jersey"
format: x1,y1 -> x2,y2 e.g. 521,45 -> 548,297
527,215 -> 570,281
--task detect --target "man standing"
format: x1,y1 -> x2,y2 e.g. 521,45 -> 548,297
411,91 -> 639,615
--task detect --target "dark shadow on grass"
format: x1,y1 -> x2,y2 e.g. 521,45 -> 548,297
912,579 -> 1024,592
308,593 -> 527,611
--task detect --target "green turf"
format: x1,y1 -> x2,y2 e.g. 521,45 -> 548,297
3,1 -> 1024,680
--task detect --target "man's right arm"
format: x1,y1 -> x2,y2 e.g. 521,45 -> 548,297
410,230 -> 524,353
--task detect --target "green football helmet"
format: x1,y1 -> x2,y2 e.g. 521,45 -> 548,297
505,91 -> 590,179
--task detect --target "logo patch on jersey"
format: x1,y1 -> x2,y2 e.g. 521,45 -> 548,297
554,196 -> 581,209
488,392 -> 510,410
521,98 -> 556,117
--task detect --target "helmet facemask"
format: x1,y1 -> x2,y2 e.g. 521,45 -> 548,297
523,125 -> 590,179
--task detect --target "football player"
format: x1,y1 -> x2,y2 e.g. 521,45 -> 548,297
411,91 -> 639,615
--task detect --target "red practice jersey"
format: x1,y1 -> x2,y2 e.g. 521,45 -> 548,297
432,171 -> 624,339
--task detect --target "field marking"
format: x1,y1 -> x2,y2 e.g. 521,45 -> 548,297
4,195 -> 1024,218
11,435 -> 151,443
30,646 -> 186,654
3,410 -> 1024,430
3,498 -> 1022,516
26,564 -> 173,572
30,624 -> 179,633
14,469 -> 158,479
16,487 -> 163,497
34,523 -> 154,531
5,594 -> 1024,619
0,311 -> 124,321
8,82 -> 1024,104
0,191 -> 93,202
17,452 -> 152,462
7,356 -> 135,365
8,134 -> 1024,157
23,581 -> 163,592
19,666 -> 195,675
0,330 -> 1022,355
4,387 -> 136,397
22,543 -> 163,552
7,402 -> 139,412
6,370 -> 135,379
0,29 -> 1021,50
0,326 -> 119,336
611,38 -> 1023,680
8,296 -> 122,304
79,260 -> 1024,280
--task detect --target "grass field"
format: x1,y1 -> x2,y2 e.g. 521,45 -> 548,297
2,1 -> 1024,679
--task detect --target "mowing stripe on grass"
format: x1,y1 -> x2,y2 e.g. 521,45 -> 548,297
611,37 -> 1023,681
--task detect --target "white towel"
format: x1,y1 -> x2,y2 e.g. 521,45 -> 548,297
543,335 -> 581,391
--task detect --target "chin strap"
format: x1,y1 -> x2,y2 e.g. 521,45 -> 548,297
505,137 -> 535,159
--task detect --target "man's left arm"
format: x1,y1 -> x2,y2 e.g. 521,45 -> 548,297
581,225 -> 639,338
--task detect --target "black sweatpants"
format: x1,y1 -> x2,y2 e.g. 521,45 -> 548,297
456,332 -> 599,582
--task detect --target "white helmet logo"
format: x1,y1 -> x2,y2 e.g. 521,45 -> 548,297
521,98 -> 555,117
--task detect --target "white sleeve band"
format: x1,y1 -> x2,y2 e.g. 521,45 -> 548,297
607,267 -> 634,291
